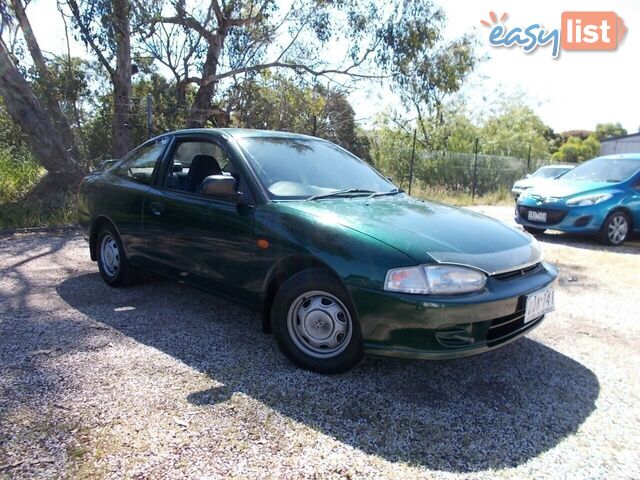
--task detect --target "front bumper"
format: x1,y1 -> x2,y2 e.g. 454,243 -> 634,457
515,202 -> 608,234
349,262 -> 558,360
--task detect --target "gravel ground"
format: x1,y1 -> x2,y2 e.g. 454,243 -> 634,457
1,206 -> 639,479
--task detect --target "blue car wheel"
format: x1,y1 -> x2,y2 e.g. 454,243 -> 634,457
598,211 -> 631,246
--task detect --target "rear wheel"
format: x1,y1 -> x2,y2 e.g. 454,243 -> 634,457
96,224 -> 139,287
523,226 -> 546,235
271,269 -> 364,374
598,211 -> 630,246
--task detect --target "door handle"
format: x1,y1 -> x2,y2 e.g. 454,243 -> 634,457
149,201 -> 164,216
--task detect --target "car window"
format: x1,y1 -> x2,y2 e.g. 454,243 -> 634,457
113,138 -> 168,185
237,136 -> 395,199
533,167 -> 570,179
165,140 -> 237,194
562,157 -> 640,183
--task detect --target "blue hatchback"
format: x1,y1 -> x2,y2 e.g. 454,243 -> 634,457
516,154 -> 640,245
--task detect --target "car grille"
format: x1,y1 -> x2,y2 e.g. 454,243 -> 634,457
492,263 -> 540,281
518,206 -> 568,225
486,309 -> 543,347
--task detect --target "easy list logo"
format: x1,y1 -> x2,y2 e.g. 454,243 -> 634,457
482,11 -> 627,59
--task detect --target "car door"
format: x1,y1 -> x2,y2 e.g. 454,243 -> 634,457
96,136 -> 170,263
140,134 -> 257,304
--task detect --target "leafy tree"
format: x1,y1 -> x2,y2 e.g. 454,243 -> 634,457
228,74 -> 370,160
560,130 -> 592,141
0,0 -> 85,193
552,134 -> 600,163
480,104 -> 552,161
137,0 -> 474,130
66,0 -> 134,157
595,122 -> 627,140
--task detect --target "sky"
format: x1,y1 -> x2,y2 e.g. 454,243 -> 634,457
23,0 -> 640,134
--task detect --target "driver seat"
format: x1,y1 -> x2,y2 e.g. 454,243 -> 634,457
185,155 -> 222,193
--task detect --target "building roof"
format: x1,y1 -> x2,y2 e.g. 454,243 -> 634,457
599,131 -> 640,143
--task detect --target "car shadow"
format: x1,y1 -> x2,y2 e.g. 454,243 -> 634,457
56,273 -> 600,473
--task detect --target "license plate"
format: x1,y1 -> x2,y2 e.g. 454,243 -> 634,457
524,287 -> 555,323
527,210 -> 547,222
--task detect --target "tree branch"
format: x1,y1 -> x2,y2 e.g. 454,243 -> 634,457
202,61 -> 388,86
66,0 -> 115,78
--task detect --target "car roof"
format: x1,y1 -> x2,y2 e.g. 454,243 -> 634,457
169,128 -> 319,141
539,164 -> 574,169
595,153 -> 640,161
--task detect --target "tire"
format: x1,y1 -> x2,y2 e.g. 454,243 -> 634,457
523,226 -> 546,235
270,268 -> 364,374
96,224 -> 139,287
598,211 -> 630,246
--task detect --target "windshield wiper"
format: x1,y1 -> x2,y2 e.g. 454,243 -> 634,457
308,189 -> 375,201
367,188 -> 403,198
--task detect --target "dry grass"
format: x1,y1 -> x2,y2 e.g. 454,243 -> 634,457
409,185 -> 514,206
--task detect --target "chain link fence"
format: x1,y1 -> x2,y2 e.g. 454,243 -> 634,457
407,151 -> 548,197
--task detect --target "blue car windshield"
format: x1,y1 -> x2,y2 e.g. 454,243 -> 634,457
532,167 -> 571,179
560,157 -> 640,183
237,136 -> 396,199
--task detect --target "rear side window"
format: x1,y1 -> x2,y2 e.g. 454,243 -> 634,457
113,138 -> 168,185
165,140 -> 237,194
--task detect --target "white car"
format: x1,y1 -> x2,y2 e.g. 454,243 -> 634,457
511,164 -> 574,200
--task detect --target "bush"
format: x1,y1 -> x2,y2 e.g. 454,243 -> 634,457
0,150 -> 43,204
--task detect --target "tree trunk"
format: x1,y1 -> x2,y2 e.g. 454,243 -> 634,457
10,0 -> 81,165
0,41 -> 87,190
187,31 -> 226,128
111,0 -> 132,157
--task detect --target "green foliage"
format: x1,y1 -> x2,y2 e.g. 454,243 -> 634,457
229,74 -> 370,160
370,99 -> 555,195
0,100 -> 43,204
595,122 -> 627,140
0,150 -> 43,204
552,134 -> 600,163
480,104 -> 554,160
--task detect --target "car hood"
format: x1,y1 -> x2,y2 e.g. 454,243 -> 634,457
280,195 -> 541,275
513,178 -> 555,189
525,179 -> 615,198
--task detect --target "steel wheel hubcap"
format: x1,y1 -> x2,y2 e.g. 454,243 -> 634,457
287,291 -> 352,358
100,234 -> 120,277
608,215 -> 628,244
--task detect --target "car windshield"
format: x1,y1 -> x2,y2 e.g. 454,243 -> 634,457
532,167 -> 571,179
560,157 -> 640,183
237,136 -> 396,199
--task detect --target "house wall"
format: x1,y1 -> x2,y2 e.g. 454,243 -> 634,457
600,136 -> 640,155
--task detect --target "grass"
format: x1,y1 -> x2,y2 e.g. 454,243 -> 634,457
0,152 -> 77,229
409,184 -> 514,207
0,194 -> 78,230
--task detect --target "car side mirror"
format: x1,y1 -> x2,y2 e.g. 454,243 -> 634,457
202,175 -> 240,199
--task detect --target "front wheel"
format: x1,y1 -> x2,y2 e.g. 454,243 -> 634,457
271,269 -> 364,374
523,226 -> 546,235
598,211 -> 630,246
96,224 -> 140,287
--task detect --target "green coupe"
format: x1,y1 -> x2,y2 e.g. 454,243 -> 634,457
78,129 -> 558,373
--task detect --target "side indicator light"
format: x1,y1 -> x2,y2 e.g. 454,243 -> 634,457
257,239 -> 269,249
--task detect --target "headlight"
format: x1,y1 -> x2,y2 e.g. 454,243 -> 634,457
519,188 -> 533,200
384,265 -> 487,295
566,193 -> 613,206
